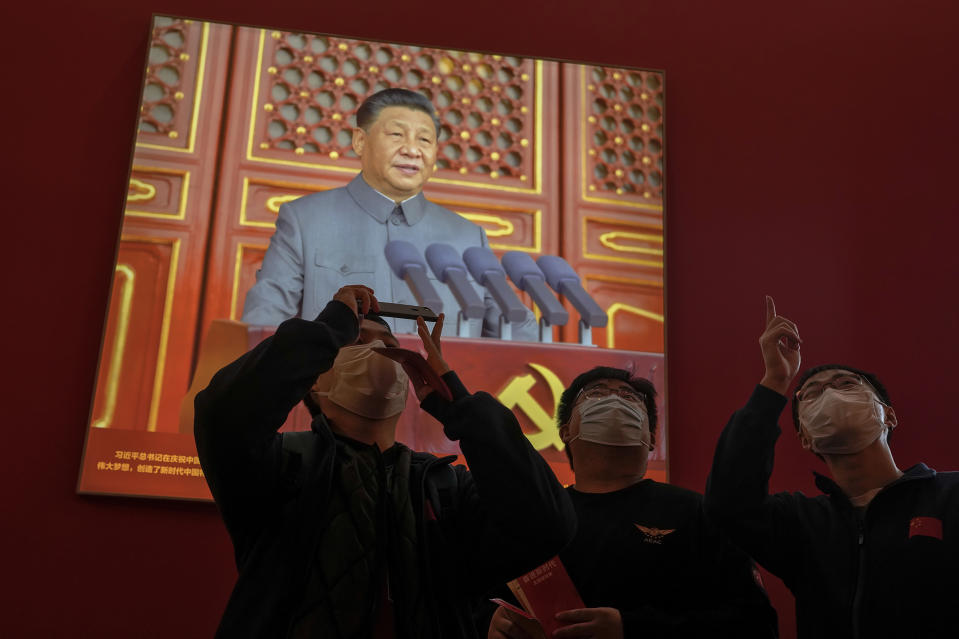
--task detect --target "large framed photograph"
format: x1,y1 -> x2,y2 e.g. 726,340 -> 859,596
78,15 -> 666,500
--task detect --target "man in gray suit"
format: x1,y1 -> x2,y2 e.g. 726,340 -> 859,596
242,88 -> 533,338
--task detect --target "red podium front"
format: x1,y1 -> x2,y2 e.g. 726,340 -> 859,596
78,320 -> 666,499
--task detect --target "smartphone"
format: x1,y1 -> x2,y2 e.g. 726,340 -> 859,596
372,302 -> 439,322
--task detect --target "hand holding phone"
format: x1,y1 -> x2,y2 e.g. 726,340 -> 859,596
374,302 -> 439,322
333,284 -> 378,318
373,314 -> 450,401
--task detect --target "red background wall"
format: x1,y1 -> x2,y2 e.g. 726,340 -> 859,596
3,1 -> 957,636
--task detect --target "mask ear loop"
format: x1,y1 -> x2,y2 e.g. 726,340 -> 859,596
874,397 -> 895,433
856,374 -> 895,430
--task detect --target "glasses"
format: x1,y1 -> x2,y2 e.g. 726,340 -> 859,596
576,384 -> 647,405
795,373 -> 870,402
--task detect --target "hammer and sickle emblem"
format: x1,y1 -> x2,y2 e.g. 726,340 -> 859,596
497,363 -> 566,451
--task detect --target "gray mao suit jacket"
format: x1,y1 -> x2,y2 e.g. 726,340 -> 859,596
242,174 -> 535,339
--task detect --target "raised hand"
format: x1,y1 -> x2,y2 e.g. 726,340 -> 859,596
412,314 -> 451,401
332,284 -> 379,319
759,295 -> 802,395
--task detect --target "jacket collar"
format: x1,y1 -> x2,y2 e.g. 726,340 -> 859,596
346,173 -> 427,225
814,462 -> 935,498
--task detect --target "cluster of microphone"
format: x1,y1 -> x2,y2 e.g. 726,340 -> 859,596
384,241 -> 608,345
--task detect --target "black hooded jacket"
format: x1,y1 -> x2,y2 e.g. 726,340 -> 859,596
195,300 -> 576,638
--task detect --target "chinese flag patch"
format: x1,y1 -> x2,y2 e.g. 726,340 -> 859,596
752,565 -> 766,590
908,516 -> 943,540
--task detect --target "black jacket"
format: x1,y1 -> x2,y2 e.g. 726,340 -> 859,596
563,481 -> 778,638
195,300 -> 576,638
704,385 -> 959,639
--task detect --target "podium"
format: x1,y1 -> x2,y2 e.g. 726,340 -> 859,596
180,320 -> 667,485
81,320 -> 666,500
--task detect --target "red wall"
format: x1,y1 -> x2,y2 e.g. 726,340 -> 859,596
4,1 -> 958,636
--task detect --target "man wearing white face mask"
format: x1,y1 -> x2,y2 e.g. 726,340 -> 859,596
307,335 -> 412,424
705,296 -> 959,639
195,284 -> 575,639
486,366 -> 778,639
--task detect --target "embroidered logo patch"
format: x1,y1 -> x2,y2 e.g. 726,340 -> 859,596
909,516 -> 943,540
634,524 -> 676,544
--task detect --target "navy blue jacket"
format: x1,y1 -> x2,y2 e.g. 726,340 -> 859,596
705,385 -> 959,639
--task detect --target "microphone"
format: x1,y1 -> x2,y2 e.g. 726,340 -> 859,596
462,247 -> 528,339
501,251 -> 569,340
384,241 -> 443,313
425,244 -> 485,320
537,256 -> 607,326
537,255 -> 607,346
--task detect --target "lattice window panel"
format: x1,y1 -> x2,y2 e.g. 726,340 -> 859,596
585,68 -> 664,202
260,31 -> 537,183
139,17 -> 193,137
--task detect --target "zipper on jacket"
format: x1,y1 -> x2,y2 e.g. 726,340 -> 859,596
418,456 -> 456,638
850,515 -> 866,639
419,457 -> 443,637
367,447 -> 390,635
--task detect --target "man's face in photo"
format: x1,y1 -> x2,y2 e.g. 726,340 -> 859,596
353,106 -> 438,201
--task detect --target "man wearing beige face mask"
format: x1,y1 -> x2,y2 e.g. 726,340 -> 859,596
195,284 -> 575,639
486,367 -> 778,639
705,296 -> 959,639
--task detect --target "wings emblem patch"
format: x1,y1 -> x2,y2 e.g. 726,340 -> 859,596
634,524 -> 676,544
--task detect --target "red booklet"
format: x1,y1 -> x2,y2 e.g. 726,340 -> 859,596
498,556 -> 584,637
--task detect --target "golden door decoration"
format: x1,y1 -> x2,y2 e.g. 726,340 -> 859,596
560,65 -> 664,353
90,18 -> 232,433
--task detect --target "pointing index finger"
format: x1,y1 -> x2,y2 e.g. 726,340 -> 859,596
765,295 -> 777,325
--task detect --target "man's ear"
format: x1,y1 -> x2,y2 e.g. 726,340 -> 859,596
559,423 -> 570,444
797,425 -> 813,452
352,127 -> 366,157
883,405 -> 898,431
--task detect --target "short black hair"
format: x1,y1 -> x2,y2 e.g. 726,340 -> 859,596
556,366 -> 658,466
355,88 -> 441,134
791,364 -> 892,432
